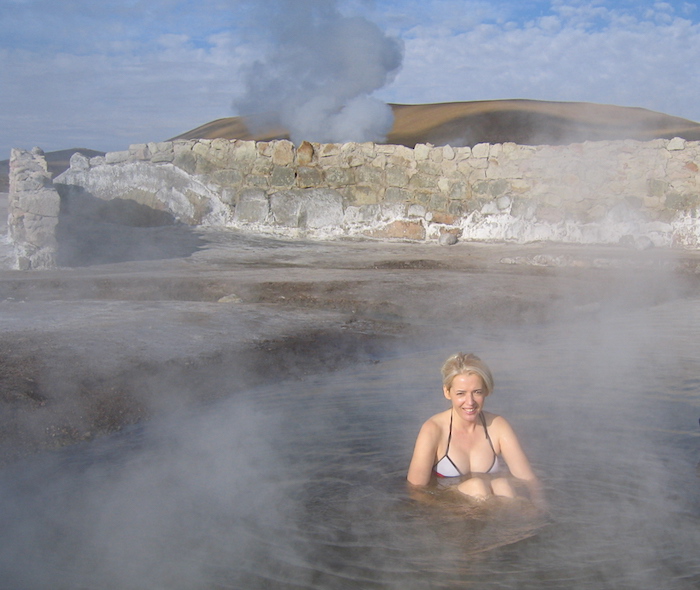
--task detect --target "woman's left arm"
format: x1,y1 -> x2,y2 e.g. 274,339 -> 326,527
494,416 -> 546,510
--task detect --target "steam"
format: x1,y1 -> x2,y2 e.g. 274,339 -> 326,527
1,237 -> 699,587
232,0 -> 403,143
1,291 -> 699,588
0,396 -> 291,589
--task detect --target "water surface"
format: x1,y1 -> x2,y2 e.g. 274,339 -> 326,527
1,297 -> 699,589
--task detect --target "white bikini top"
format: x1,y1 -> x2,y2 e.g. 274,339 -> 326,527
434,411 -> 501,477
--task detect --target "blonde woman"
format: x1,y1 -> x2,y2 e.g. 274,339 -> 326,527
407,353 -> 544,507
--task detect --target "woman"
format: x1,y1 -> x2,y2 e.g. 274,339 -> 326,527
407,353 -> 543,506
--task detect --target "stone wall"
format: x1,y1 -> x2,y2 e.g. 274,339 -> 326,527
54,137 -> 700,248
8,148 -> 60,269
11,136 -> 696,264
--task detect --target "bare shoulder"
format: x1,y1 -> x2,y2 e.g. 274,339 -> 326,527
482,412 -> 516,435
420,410 -> 450,436
481,410 -> 503,425
482,412 -> 538,483
408,410 -> 450,486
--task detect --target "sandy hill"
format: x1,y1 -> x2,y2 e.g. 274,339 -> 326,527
171,99 -> 700,147
3,100 -> 700,190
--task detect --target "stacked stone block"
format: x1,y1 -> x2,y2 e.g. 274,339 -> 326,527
8,148 -> 60,269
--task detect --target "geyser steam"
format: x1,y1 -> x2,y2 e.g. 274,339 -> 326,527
233,0 -> 403,144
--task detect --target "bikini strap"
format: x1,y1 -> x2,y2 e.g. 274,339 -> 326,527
445,410 -> 454,453
480,412 -> 497,454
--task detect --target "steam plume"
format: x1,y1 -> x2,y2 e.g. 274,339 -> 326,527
233,0 -> 403,143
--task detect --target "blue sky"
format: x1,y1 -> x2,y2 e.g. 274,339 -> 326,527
2,0 -> 700,154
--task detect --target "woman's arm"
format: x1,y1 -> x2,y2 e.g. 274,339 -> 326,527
407,419 -> 441,486
493,416 -> 546,509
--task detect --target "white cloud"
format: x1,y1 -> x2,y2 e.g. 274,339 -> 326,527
378,3 -> 700,124
0,41 -> 247,154
2,0 -> 700,156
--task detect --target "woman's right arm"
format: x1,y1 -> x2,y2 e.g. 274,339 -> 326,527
407,419 -> 440,486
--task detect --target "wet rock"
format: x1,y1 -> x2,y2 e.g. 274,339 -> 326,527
439,232 -> 458,246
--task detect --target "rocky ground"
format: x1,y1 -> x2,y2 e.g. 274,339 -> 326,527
1,193 -> 699,462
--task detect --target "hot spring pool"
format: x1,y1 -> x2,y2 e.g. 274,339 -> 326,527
1,296 -> 699,589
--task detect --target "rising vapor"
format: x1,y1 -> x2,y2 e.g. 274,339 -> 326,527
232,0 -> 403,144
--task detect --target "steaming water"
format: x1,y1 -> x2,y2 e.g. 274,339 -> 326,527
1,297 -> 699,589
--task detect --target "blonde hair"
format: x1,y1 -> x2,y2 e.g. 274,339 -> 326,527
441,353 -> 494,394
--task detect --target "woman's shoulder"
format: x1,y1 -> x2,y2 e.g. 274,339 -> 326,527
482,411 -> 516,436
420,410 -> 450,433
482,410 -> 508,428
428,408 -> 451,423
412,410 -> 449,453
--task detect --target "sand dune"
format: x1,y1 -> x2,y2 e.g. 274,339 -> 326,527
171,99 -> 700,147
4,100 -> 700,190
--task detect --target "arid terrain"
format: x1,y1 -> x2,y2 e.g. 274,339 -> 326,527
172,99 -> 700,146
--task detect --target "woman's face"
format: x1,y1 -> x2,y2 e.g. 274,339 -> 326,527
443,373 -> 487,422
